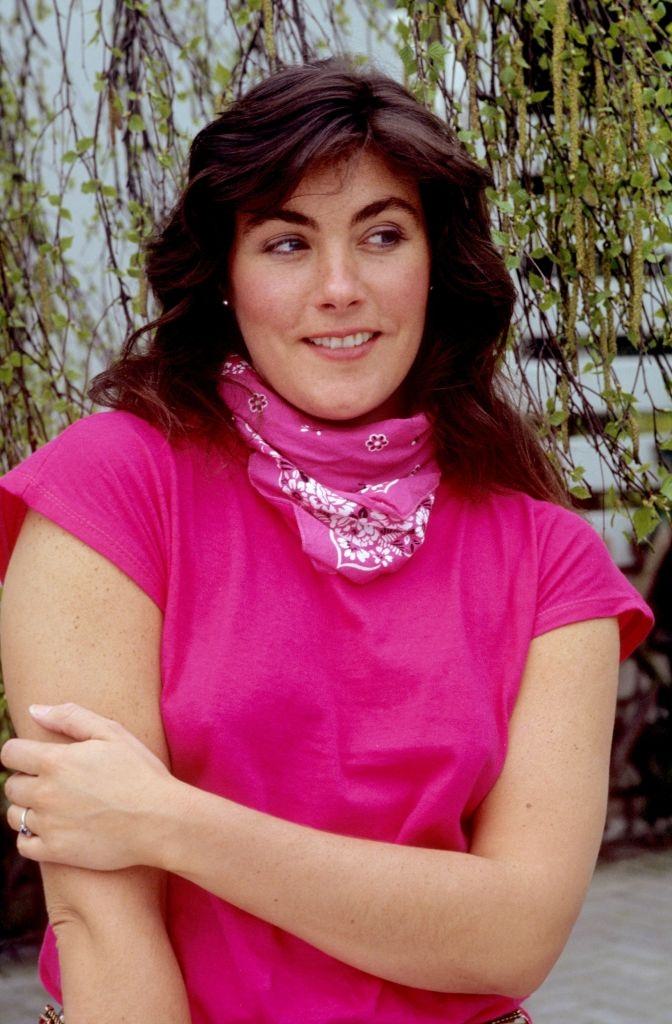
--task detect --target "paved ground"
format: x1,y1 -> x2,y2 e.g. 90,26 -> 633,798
1,848 -> 670,1023
525,847 -> 672,1024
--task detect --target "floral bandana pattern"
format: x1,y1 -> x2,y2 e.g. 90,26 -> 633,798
219,355 -> 442,582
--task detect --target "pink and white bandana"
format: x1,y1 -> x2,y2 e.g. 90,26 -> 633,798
219,355 -> 441,582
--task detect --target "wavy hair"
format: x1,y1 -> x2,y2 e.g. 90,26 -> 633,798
88,56 -> 571,507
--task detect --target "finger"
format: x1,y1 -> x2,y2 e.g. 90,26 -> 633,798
28,702 -> 120,741
3,771 -> 39,807
1,738 -> 52,775
7,805 -> 68,866
6,802 -> 38,836
15,831 -> 52,862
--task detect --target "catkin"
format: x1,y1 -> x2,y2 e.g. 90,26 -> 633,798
558,375 -> 570,454
468,45 -> 478,133
568,66 -> 580,172
108,86 -> 123,143
456,17 -> 471,64
567,280 -> 579,376
603,120 -> 616,190
515,38 -> 527,154
630,208 -> 644,347
552,0 -> 568,134
263,0 -> 275,63
573,196 -> 585,275
594,58 -> 606,111
628,410 -> 640,464
599,314 -> 612,392
37,252 -> 53,328
586,218 -> 597,293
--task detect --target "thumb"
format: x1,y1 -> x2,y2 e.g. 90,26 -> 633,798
28,702 -> 118,742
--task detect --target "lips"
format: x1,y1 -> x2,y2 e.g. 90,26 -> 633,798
303,331 -> 381,350
303,328 -> 379,341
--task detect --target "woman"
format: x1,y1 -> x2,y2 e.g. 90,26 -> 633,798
0,57 -> 654,1024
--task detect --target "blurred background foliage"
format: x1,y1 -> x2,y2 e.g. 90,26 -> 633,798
1,0 -> 671,948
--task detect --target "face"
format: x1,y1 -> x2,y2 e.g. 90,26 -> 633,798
226,149 -> 431,425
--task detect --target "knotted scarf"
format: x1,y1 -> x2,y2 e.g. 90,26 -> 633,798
219,355 -> 441,582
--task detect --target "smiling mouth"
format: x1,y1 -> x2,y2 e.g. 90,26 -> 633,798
304,331 -> 380,350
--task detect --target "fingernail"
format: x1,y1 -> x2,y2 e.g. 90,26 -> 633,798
29,704 -> 53,716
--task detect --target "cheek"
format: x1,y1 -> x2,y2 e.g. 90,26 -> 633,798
233,263 -> 301,331
384,254 -> 430,318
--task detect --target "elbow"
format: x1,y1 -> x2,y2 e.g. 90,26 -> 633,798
449,960 -> 555,1002
482,923 -> 570,1000
436,921 -> 569,999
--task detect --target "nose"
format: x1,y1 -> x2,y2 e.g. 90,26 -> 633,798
313,247 -> 364,312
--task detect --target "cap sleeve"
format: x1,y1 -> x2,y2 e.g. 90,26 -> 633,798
532,503 -> 655,663
0,411 -> 170,612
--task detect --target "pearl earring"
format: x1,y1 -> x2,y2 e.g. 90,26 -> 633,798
222,299 -> 229,306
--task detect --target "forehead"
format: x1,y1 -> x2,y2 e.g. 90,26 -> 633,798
288,150 -> 418,202
237,149 -> 420,231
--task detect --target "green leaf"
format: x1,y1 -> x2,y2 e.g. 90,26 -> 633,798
529,272 -> 546,290
569,484 -> 590,499
633,505 -> 660,542
504,253 -> 520,270
128,114 -> 145,132
76,136 -> 95,153
540,290 -> 559,311
500,65 -> 516,86
428,41 -> 447,63
214,62 -> 230,88
660,474 -> 672,500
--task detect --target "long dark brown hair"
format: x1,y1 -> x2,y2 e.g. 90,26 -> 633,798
88,56 -> 571,507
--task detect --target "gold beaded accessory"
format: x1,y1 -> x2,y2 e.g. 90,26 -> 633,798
38,1006 -> 64,1023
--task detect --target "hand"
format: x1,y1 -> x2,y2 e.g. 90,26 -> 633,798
1,703 -> 174,871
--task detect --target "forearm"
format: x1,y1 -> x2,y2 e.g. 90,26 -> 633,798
42,865 -> 191,1024
158,782 -> 548,997
53,914 -> 191,1024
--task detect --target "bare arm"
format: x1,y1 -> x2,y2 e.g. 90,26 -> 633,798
1,509 -> 191,1024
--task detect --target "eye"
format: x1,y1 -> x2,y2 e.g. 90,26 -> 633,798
263,237 -> 306,255
366,227 -> 405,247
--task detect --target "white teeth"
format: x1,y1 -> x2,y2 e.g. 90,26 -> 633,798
309,331 -> 376,349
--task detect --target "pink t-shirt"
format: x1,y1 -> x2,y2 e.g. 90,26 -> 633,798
0,410 -> 654,1024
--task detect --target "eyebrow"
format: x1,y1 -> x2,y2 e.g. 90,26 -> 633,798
240,196 -> 421,235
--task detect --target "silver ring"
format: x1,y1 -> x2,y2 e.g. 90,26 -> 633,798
19,806 -> 33,837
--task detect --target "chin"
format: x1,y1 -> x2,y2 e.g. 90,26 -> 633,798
295,382 -> 404,425
299,396 -> 390,425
